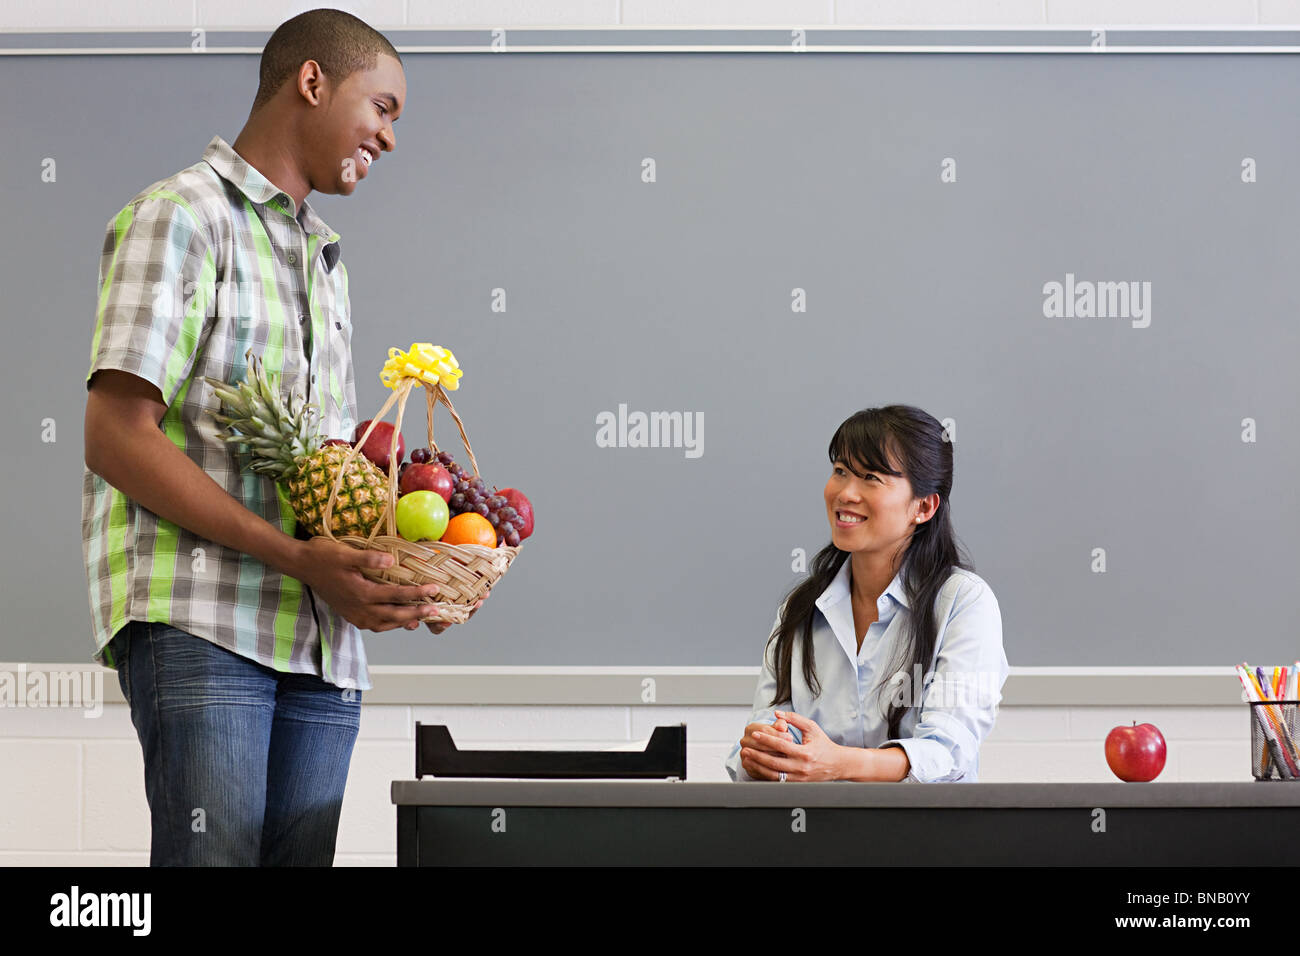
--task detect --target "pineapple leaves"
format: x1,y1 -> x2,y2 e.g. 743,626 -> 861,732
203,351 -> 330,482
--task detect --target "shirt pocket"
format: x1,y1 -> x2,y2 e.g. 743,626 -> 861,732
317,307 -> 352,421
327,308 -> 353,347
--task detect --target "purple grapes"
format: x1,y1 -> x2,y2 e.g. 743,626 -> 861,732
437,457 -> 522,550
410,448 -> 431,464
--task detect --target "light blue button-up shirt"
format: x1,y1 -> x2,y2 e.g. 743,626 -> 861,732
725,556 -> 1008,783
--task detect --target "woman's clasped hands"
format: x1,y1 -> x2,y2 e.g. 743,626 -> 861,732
739,710 -> 844,782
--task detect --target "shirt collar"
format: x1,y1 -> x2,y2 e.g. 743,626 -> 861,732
816,552 -> 911,612
201,135 -> 342,245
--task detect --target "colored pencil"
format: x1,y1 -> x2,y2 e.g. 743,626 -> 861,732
1238,665 -> 1278,777
1238,664 -> 1298,778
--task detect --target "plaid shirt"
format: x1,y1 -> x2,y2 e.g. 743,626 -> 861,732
82,135 -> 371,690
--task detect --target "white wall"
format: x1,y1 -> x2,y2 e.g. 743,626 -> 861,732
5,0 -> 1300,30
2,1 -> 1274,865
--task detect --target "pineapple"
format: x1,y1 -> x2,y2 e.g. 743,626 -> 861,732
204,352 -> 389,538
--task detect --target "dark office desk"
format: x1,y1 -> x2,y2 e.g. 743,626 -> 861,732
391,780 -> 1300,866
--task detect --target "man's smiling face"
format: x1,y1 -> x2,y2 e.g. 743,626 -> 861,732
307,52 -> 405,197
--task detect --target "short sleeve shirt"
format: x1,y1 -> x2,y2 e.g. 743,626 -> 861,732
82,134 -> 372,689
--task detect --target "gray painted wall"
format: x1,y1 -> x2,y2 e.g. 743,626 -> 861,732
3,45 -> 1295,665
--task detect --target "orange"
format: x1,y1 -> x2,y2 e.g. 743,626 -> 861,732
439,512 -> 497,547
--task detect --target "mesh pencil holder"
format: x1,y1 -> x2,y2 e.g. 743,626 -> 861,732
322,370 -> 520,625
1248,700 -> 1300,781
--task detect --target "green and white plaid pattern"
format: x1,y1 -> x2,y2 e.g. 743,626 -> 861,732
82,135 -> 371,690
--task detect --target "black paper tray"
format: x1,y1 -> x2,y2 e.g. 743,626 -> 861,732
415,722 -> 687,780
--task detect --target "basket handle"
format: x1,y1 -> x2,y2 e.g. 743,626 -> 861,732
429,383 -> 481,479
322,377 -> 484,543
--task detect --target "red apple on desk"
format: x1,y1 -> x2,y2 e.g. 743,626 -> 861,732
1105,721 -> 1167,781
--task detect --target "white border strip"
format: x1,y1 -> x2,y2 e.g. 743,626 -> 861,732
0,663 -> 1251,706
5,25 -> 1300,32
4,46 -> 1300,55
0,662 -> 1237,674
3,26 -> 1300,55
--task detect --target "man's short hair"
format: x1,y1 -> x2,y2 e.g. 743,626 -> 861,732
252,9 -> 401,112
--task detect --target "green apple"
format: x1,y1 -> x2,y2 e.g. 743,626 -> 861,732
396,491 -> 449,542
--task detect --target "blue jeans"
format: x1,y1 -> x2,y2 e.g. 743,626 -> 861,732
110,620 -> 361,866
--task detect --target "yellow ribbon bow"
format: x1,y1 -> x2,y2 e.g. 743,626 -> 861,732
379,343 -> 462,391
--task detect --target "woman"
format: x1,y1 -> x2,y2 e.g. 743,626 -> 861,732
725,405 -> 1008,783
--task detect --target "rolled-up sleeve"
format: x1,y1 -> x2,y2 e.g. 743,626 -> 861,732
725,611 -> 801,781
879,578 -> 1008,783
86,195 -> 216,408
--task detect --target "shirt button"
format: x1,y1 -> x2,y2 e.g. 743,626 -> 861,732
298,313 -> 309,324
287,253 -> 297,265
311,374 -> 317,384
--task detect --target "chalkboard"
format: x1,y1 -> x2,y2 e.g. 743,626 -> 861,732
2,34 -> 1296,666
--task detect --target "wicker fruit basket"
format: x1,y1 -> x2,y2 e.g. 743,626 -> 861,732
324,346 -> 520,624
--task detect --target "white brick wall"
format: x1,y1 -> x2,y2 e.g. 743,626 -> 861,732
0,700 -> 1256,866
3,0 -> 1298,30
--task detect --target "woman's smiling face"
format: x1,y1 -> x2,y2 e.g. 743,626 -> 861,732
824,452 -> 919,555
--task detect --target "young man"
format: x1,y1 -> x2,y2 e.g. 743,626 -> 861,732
82,10 -> 467,866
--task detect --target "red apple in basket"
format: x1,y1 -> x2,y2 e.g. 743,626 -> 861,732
1105,721 -> 1167,782
354,420 -> 405,472
400,462 -> 455,503
497,488 -> 534,540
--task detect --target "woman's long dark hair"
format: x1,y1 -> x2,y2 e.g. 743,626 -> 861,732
766,405 -> 975,740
